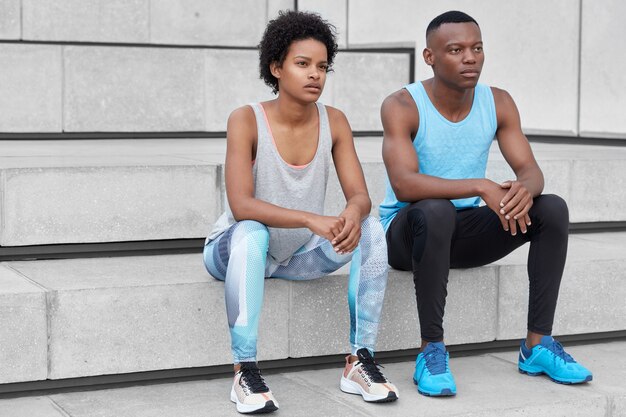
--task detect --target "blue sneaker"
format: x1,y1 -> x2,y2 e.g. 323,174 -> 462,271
518,336 -> 592,384
413,342 -> 457,396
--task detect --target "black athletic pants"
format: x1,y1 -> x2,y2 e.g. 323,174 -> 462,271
386,194 -> 569,342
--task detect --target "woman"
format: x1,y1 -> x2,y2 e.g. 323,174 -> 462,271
203,11 -> 398,414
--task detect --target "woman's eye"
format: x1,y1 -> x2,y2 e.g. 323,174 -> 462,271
296,61 -> 307,66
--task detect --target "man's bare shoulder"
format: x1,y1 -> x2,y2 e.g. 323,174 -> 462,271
490,86 -> 516,107
489,86 -> 520,126
383,88 -> 415,110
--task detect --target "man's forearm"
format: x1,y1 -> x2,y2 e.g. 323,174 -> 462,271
392,173 -> 486,202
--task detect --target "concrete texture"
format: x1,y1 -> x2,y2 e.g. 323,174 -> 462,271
495,233 -> 626,340
331,52 -> 411,131
411,0 -> 580,136
299,0 -> 347,48
267,0 -> 294,19
0,265 -> 47,384
2,139 -> 625,246
150,0 -> 267,47
0,44 -> 62,132
1,230 -> 624,381
377,267 -> 497,351
0,0 -> 20,39
347,0 -> 420,48
63,46 -> 204,132
0,164 -> 220,245
205,49 -> 275,131
570,159 -> 626,222
8,255 -> 289,379
0,397 -> 67,417
3,340 -> 621,416
580,0 -> 626,138
22,0 -> 149,43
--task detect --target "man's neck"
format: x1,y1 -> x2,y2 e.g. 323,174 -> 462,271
423,78 -> 475,123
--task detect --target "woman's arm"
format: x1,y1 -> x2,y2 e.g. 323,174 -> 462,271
327,106 -> 371,253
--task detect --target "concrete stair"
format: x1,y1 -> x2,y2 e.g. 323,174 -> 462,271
1,139 -> 625,246
1,340 -> 625,416
1,230 -> 625,384
1,138 -> 625,386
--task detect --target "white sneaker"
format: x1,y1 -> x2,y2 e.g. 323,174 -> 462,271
230,362 -> 279,414
340,348 -> 399,402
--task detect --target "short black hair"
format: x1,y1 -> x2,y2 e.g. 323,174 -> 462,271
426,11 -> 479,39
259,10 -> 338,94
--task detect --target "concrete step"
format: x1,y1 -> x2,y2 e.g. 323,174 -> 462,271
1,340 -> 624,416
1,139 -> 625,246
1,231 -> 624,384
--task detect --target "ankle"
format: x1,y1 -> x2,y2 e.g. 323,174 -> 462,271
525,331 -> 545,348
420,339 -> 444,352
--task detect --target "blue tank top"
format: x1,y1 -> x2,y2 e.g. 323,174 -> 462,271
379,81 -> 497,231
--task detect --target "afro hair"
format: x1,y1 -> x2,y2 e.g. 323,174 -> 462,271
259,10 -> 338,94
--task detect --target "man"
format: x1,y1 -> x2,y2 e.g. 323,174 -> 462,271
379,10 -> 592,397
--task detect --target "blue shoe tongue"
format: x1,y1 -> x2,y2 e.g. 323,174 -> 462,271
539,335 -> 575,363
539,335 -> 554,348
424,342 -> 446,354
423,342 -> 447,375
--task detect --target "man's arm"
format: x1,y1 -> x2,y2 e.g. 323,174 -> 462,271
492,87 -> 544,234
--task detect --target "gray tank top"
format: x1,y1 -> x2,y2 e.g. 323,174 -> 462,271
207,102 -> 332,265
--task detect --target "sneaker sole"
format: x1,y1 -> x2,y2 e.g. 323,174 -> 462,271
340,376 -> 398,402
518,367 -> 593,384
413,378 -> 456,397
230,389 -> 279,414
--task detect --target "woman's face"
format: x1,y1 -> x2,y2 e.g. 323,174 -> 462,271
271,38 -> 329,101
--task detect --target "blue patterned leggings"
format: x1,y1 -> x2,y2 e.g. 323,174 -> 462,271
203,216 -> 388,363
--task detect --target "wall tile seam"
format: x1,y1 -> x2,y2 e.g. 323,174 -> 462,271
60,45 -> 65,132
576,0 -> 583,136
494,264 -> 501,342
47,397 -> 73,417
0,39 -> 415,55
0,171 -> 4,241
4,264 -> 51,292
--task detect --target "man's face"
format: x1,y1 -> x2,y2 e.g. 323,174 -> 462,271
424,22 -> 484,89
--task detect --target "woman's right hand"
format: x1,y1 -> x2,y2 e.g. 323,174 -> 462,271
305,213 -> 345,243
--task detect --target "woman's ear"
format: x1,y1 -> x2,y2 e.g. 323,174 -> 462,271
270,61 -> 281,79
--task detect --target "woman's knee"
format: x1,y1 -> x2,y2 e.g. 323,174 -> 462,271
232,220 -> 270,252
359,215 -> 386,245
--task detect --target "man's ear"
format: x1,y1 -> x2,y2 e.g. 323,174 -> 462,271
270,62 -> 281,79
423,48 -> 434,66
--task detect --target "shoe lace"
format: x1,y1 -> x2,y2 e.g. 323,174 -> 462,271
356,349 -> 387,383
239,363 -> 270,393
548,340 -> 575,363
424,344 -> 447,375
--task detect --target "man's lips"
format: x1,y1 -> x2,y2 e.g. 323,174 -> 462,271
461,69 -> 480,77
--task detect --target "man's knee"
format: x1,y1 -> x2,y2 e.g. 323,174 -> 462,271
532,194 -> 569,227
406,199 -> 456,236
